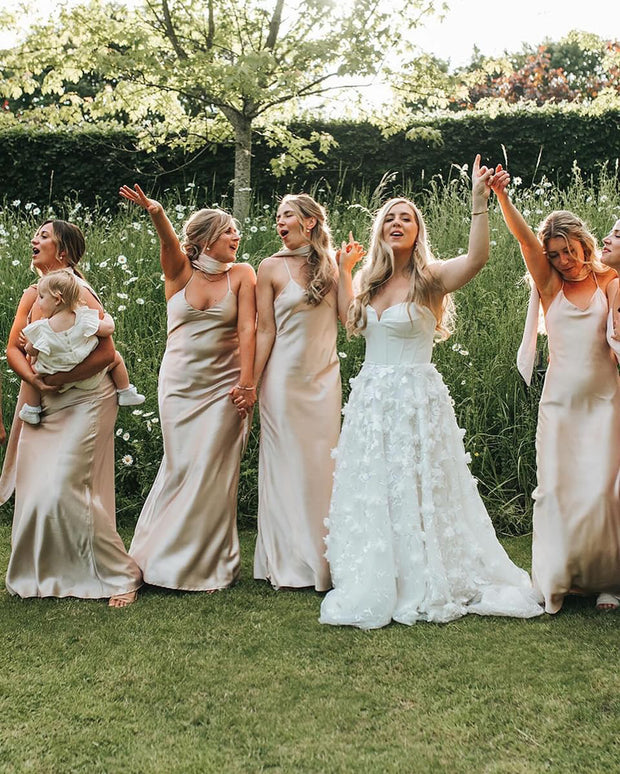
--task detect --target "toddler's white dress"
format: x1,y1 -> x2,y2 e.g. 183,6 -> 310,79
22,306 -> 105,391
320,302 -> 543,629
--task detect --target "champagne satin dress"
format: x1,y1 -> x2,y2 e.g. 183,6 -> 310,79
3,376 -> 142,599
254,258 -> 341,591
129,272 -> 248,591
532,285 -> 620,612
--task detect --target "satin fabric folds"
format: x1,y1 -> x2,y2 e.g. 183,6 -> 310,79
531,288 -> 620,612
255,266 -> 341,591
3,377 -> 142,599
129,278 -> 248,591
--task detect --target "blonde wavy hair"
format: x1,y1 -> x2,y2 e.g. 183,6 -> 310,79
347,198 -> 455,339
37,268 -> 81,312
279,193 -> 336,305
181,208 -> 236,261
538,210 -> 607,275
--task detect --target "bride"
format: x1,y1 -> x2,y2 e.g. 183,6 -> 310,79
320,155 -> 543,629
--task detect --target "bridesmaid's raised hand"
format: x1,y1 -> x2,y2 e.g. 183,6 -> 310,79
336,231 -> 366,275
119,184 -> 163,216
471,154 -> 493,203
490,164 -> 511,197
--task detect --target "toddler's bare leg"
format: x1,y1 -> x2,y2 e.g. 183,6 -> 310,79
110,351 -> 145,407
108,350 -> 130,391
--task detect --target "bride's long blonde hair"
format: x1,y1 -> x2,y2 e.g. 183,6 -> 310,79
279,193 -> 336,305
346,198 -> 455,339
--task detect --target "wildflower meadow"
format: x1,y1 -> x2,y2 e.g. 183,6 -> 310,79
1,166 -> 618,532
1,169 -> 619,773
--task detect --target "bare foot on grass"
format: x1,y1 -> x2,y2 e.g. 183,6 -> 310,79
595,593 -> 619,611
108,590 -> 138,608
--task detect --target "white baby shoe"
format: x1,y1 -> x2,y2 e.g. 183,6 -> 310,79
19,403 -> 42,425
117,385 -> 146,407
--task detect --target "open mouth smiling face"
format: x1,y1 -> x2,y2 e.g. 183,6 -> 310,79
382,203 -> 419,252
30,224 -> 59,270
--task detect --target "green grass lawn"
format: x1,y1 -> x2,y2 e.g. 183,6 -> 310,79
0,524 -> 618,773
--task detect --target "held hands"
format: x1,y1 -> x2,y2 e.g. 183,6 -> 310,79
119,183 -> 162,216
490,163 -> 511,198
471,154 -> 494,207
336,232 -> 366,274
229,384 -> 257,418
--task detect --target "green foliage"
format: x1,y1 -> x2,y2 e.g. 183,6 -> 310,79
1,105 -> 619,212
1,170 -> 618,533
0,0 -> 439,219
454,31 -> 620,108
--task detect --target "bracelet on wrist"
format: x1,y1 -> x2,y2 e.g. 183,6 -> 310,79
235,384 -> 255,391
472,209 -> 489,216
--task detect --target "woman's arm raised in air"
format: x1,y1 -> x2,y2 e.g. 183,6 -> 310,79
491,165 -> 557,299
119,183 -> 191,299
431,154 -> 493,295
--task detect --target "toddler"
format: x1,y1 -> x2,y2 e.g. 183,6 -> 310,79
19,269 -> 144,425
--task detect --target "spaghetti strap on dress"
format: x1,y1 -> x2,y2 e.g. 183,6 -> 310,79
129,273 -> 249,591
254,263 -> 341,591
532,285 -> 620,612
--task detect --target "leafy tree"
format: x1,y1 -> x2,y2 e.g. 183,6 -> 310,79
0,0 -> 440,219
456,31 -> 620,108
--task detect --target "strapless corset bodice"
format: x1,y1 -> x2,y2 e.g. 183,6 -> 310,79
363,303 -> 436,365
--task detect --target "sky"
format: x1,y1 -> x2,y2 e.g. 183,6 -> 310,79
0,0 -> 618,65
407,0 -> 618,68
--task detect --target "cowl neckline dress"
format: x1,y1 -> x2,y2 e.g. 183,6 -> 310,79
254,262 -> 341,591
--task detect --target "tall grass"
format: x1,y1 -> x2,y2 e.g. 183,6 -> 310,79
0,169 -> 618,533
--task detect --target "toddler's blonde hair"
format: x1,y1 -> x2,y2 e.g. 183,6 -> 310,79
37,269 -> 81,311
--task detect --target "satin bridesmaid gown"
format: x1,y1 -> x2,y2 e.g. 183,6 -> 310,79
531,284 -> 620,612
129,271 -> 248,591
3,376 -> 142,599
254,257 -> 341,591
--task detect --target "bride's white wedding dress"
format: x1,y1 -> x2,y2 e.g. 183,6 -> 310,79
320,302 -> 543,629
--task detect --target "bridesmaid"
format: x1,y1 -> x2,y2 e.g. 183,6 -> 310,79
120,184 -> 256,591
1,219 -> 142,606
492,169 -> 620,612
234,194 -> 341,591
600,216 -> 620,610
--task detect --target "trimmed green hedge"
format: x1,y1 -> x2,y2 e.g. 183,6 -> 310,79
1,106 -> 619,208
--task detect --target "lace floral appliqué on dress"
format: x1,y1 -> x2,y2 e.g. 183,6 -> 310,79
320,303 -> 543,629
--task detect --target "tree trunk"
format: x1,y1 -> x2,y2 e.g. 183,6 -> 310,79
232,117 -> 252,223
